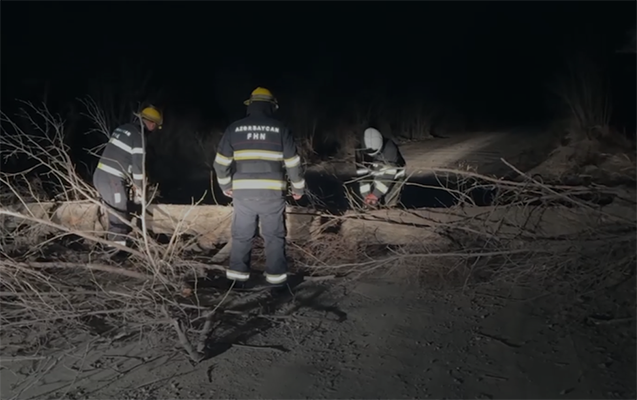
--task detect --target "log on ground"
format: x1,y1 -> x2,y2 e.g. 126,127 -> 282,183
9,202 -> 320,247
340,202 -> 635,246
7,201 -> 634,248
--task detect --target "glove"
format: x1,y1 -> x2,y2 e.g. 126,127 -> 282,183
364,193 -> 379,206
131,186 -> 143,205
291,188 -> 304,201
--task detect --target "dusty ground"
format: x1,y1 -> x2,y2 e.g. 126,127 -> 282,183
2,128 -> 634,399
1,272 -> 634,400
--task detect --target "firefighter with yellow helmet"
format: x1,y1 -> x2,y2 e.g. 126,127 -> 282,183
93,105 -> 163,250
214,87 -> 305,294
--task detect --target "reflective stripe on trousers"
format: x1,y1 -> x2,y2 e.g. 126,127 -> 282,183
226,270 -> 250,281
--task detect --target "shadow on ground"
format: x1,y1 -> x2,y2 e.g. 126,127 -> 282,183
301,170 -> 497,212
190,273 -> 347,361
399,174 -> 496,208
155,168 -> 614,213
156,171 -> 498,212
156,177 -> 230,206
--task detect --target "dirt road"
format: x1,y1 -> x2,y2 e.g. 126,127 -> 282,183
398,129 -> 558,178
2,275 -> 634,399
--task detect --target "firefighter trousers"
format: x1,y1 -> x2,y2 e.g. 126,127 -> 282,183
93,170 -> 130,244
228,197 -> 288,285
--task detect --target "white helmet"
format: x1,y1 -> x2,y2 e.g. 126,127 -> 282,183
363,127 -> 384,156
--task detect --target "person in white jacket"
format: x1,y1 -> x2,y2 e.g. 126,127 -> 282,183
358,127 -> 406,207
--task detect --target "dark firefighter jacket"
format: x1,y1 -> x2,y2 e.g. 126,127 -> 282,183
213,102 -> 305,199
365,138 -> 406,198
95,123 -> 145,189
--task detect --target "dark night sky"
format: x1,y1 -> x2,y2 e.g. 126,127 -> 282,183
2,1 -> 635,128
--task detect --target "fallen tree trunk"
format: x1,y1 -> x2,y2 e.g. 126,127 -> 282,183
4,201 -> 320,249
4,200 -> 634,249
340,202 -> 635,246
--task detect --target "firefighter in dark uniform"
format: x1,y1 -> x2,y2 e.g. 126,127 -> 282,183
359,127 -> 407,207
93,106 -> 163,247
213,87 -> 304,290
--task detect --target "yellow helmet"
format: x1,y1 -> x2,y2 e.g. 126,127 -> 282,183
139,106 -> 163,128
243,87 -> 278,109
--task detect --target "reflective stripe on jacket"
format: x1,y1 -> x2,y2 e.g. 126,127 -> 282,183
368,139 -> 406,198
95,123 -> 145,188
213,113 -> 305,199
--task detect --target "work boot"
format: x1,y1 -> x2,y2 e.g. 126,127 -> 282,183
108,249 -> 130,262
105,240 -> 130,262
267,282 -> 291,298
227,279 -> 251,291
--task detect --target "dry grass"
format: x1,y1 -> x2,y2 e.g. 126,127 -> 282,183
393,102 -> 439,140
536,52 -> 636,184
528,120 -> 636,185
552,49 -> 612,141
